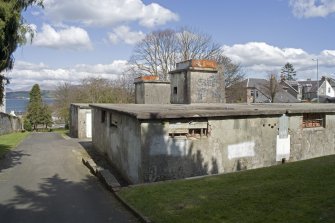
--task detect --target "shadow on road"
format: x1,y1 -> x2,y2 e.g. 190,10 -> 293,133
0,148 -> 30,173
0,174 -> 137,222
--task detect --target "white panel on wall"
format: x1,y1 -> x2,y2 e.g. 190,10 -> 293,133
276,135 -> 290,161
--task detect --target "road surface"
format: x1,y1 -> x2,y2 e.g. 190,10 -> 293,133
0,133 -> 139,223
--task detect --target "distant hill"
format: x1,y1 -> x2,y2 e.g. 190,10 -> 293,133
6,90 -> 55,99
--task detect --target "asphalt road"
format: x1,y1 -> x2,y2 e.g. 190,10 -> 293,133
0,133 -> 139,223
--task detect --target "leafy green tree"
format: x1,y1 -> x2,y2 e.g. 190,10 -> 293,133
281,62 -> 297,81
0,0 -> 43,105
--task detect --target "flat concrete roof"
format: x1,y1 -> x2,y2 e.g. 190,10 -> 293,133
89,103 -> 335,120
71,103 -> 91,109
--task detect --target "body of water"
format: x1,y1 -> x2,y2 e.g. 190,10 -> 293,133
6,98 -> 55,114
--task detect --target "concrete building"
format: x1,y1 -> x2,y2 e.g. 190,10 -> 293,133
134,75 -> 170,104
69,103 -> 92,138
91,103 -> 335,184
170,60 -> 225,104
90,59 -> 335,184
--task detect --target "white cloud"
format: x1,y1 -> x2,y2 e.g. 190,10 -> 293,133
33,24 -> 92,50
5,60 -> 129,91
108,26 -> 145,45
289,0 -> 335,18
43,0 -> 178,28
222,42 -> 335,79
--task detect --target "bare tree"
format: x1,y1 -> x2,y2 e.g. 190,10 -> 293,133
130,29 -> 178,80
215,55 -> 245,88
53,82 -> 78,125
130,27 -> 222,81
262,73 -> 280,103
177,27 -> 221,61
53,77 -> 133,125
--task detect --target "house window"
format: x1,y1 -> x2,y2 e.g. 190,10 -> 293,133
328,87 -> 331,93
256,91 -> 259,98
101,110 -> 106,123
250,90 -> 254,97
302,113 -> 325,128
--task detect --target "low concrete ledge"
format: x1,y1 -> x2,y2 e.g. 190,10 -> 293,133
82,156 -> 151,222
96,169 -> 121,190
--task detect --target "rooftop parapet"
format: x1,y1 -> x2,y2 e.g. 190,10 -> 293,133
171,59 -> 218,73
134,75 -> 160,83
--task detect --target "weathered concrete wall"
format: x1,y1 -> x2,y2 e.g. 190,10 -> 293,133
91,103 -> 335,184
70,104 -> 91,138
70,105 -> 79,137
170,60 -> 225,104
139,114 -> 335,183
189,70 -> 225,103
135,81 -> 171,104
170,71 -> 188,104
140,116 -> 279,182
92,108 -> 142,183
0,112 -> 21,135
289,114 -> 335,160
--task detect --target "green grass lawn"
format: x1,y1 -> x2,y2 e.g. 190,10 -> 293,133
0,132 -> 30,158
118,155 -> 335,223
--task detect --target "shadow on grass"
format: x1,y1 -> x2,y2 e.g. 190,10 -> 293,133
0,145 -> 30,173
0,174 -> 138,223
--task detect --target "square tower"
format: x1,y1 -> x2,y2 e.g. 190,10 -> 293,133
169,59 -> 225,104
134,75 -> 171,104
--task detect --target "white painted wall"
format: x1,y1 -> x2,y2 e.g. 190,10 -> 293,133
86,112 -> 92,138
319,80 -> 335,97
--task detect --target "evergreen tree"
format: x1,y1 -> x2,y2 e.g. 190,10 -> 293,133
40,104 -> 53,128
281,63 -> 297,81
25,84 -> 52,131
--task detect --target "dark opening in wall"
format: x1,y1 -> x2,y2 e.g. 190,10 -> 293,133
168,120 -> 209,139
302,113 -> 325,128
173,87 -> 177,94
110,113 -> 118,127
101,110 -> 106,123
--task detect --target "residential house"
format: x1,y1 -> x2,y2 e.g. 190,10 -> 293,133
281,76 -> 335,102
226,78 -> 299,103
280,80 -> 302,100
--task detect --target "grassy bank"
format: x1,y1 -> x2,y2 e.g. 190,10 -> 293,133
0,132 -> 30,158
118,155 -> 335,223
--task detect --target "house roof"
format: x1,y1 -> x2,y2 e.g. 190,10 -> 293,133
244,78 -> 299,103
298,80 -> 318,92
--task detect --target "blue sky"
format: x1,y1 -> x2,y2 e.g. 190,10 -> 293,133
7,0 -> 335,90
